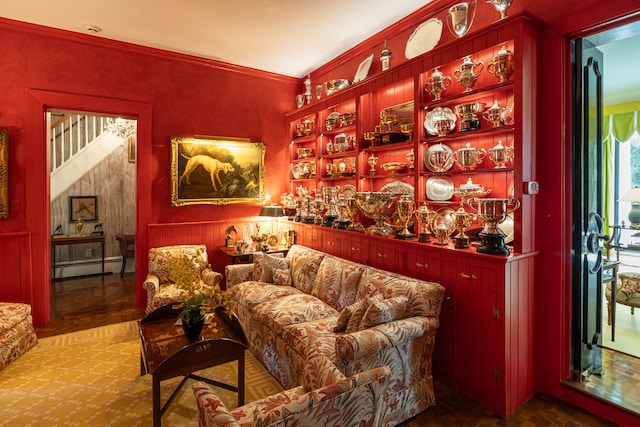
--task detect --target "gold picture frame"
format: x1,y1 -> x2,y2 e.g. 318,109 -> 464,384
170,136 -> 265,206
0,130 -> 8,219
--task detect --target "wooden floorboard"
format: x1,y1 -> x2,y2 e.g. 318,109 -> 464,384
35,273 -> 639,426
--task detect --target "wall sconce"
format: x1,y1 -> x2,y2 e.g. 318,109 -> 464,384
619,187 -> 640,228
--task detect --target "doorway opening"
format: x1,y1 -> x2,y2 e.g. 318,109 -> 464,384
48,109 -> 137,319
568,19 -> 640,416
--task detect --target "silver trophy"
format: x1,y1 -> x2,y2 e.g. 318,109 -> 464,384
487,0 -> 512,19
446,1 -> 477,38
467,197 -> 519,254
355,192 -> 395,236
395,193 -> 417,240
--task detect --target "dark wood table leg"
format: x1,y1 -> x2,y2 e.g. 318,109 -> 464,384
238,350 -> 245,406
153,374 -> 161,427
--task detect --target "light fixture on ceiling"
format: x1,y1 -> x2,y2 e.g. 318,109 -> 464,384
84,24 -> 102,34
104,118 -> 136,139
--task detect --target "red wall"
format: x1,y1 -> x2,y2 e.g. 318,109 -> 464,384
0,18 -> 296,324
2,0 -> 640,424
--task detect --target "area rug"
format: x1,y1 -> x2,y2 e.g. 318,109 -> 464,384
0,321 -> 283,426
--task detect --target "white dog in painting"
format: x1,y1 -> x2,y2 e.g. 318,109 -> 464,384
179,154 -> 235,191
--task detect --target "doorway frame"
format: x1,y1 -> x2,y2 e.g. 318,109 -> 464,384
26,89 -> 152,325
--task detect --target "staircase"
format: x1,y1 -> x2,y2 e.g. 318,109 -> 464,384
49,113 -> 124,201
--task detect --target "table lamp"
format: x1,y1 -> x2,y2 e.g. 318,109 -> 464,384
259,206 -> 285,249
619,187 -> 640,228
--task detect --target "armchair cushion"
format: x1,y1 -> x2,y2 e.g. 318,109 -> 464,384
148,244 -> 209,283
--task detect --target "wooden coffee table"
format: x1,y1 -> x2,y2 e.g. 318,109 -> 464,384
138,304 -> 248,427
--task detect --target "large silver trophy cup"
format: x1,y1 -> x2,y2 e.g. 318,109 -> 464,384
356,192 -> 395,236
467,197 -> 519,254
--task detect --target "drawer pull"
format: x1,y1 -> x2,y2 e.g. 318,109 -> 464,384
460,272 -> 477,280
327,241 -> 335,246
416,262 -> 429,269
351,246 -> 360,251
377,252 -> 387,258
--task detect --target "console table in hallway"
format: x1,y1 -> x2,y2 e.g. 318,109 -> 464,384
51,234 -> 105,281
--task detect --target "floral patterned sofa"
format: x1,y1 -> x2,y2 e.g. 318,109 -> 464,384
192,353 -> 391,427
143,244 -> 223,314
225,245 -> 445,426
0,302 -> 38,370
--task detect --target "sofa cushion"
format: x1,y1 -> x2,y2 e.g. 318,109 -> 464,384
273,268 -> 292,286
229,281 -> 304,311
334,295 -> 383,333
283,318 -> 339,361
360,296 -> 409,330
286,245 -> 326,293
254,294 -> 340,336
345,296 -> 383,334
252,252 -> 288,283
311,256 -> 365,310
357,268 -> 444,318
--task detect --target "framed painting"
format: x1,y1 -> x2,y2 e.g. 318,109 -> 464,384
69,196 -> 99,222
170,136 -> 265,206
0,130 -> 7,219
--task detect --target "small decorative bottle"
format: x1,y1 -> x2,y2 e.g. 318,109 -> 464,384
380,40 -> 392,71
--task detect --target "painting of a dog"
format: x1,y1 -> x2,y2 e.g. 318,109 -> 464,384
179,154 -> 235,191
171,136 -> 265,206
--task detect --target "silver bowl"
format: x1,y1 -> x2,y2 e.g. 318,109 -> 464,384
355,192 -> 395,236
325,79 -> 350,96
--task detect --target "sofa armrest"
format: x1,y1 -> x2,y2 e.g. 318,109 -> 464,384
259,365 -> 391,426
335,316 -> 438,363
192,381 -> 241,427
192,366 -> 391,427
225,263 -> 254,288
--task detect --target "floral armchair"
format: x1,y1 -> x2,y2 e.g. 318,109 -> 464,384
143,244 -> 223,314
192,353 -> 391,427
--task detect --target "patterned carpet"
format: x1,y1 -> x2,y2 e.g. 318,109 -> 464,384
0,321 -> 283,426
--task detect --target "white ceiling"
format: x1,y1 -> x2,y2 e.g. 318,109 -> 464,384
0,0 -> 431,78
1,0 -> 638,104
596,33 -> 640,106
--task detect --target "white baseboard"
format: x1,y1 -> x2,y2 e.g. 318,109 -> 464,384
53,256 -> 135,279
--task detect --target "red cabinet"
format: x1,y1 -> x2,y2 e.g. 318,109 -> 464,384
283,15 -> 540,417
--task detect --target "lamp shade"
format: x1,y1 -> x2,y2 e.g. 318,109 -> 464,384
619,187 -> 640,203
619,187 -> 640,227
259,206 -> 284,217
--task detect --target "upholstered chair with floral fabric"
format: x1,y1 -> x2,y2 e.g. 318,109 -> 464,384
192,353 -> 391,427
143,244 -> 223,314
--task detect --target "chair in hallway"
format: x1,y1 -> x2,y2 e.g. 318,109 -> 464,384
115,234 -> 135,278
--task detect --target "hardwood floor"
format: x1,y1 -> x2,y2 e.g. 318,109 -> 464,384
35,274 -> 638,426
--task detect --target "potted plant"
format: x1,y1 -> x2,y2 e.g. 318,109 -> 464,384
167,251 -> 232,339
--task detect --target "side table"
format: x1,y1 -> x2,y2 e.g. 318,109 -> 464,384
138,304 -> 248,427
216,245 -> 289,265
